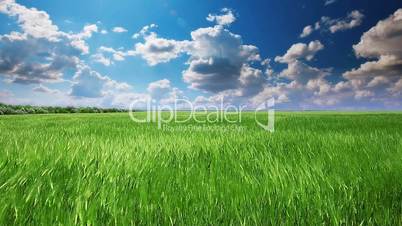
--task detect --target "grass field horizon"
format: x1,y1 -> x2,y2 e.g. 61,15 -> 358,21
1,112 -> 401,225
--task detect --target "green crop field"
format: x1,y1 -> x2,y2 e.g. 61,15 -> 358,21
0,112 -> 402,225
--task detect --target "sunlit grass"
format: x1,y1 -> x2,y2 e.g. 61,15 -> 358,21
0,112 -> 401,225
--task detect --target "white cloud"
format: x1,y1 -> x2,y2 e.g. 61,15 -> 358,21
33,84 -> 61,94
101,47 -> 125,61
352,9 -> 402,59
275,40 -> 324,63
206,8 -> 236,26
278,60 -> 330,84
112,26 -> 128,33
354,90 -> 374,100
70,65 -> 131,98
0,1 -> 97,55
306,78 -> 331,96
183,25 -> 263,94
300,25 -> 313,38
250,83 -> 291,106
388,78 -> 402,96
68,24 -> 98,54
329,10 -> 364,33
299,10 -> 364,38
132,24 -> 157,39
132,32 -> 190,66
333,81 -> 352,92
367,76 -> 390,88
0,0 -> 61,41
0,0 -> 104,84
91,53 -> 113,66
73,24 -> 98,39
0,35 -> 81,84
130,10 -> 339,108
2,1 -> 399,109
261,58 -> 274,76
91,46 -> 129,66
130,10 -> 263,98
147,79 -> 172,100
343,8 -> 402,100
268,40 -> 346,108
0,1 -> 144,108
324,0 -> 337,6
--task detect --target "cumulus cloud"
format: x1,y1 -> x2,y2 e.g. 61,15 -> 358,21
147,79 -> 172,100
267,40 -> 347,108
99,46 -> 125,60
0,35 -> 80,84
91,53 -> 113,66
132,32 -> 190,66
73,24 -> 98,39
0,1 -> 170,109
352,9 -> 402,59
354,90 -> 374,100
275,40 -> 324,63
91,46 -> 127,66
388,78 -> 402,96
68,24 -> 99,54
261,58 -> 274,76
300,25 -> 313,38
0,0 -> 98,54
129,9 -> 264,101
70,65 -> 131,98
183,25 -> 263,95
0,0 -> 101,84
299,10 -> 364,38
146,79 -> 185,104
2,1 -> 399,109
61,24 -> 98,54
206,8 -> 236,26
278,60 -> 330,83
129,24 -> 192,65
328,10 -> 364,33
129,9 -> 268,104
0,1 -> 161,108
343,8 -> 402,100
112,26 -> 128,33
250,83 -> 293,106
0,0 -> 61,41
130,11 -> 266,104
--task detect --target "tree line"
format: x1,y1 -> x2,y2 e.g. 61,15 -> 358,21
0,103 -> 129,115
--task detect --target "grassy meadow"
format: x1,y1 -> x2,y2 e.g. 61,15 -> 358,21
0,112 -> 401,225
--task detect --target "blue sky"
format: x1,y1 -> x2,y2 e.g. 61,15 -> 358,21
0,0 -> 402,109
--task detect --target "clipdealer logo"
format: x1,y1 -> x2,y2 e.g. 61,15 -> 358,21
128,97 -> 274,132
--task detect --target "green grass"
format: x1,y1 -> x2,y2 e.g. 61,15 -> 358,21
0,112 -> 402,225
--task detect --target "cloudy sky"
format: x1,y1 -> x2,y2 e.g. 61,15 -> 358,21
0,0 -> 401,110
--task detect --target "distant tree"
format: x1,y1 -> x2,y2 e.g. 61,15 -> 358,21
0,102 -> 129,115
14,109 -> 26,114
35,107 -> 48,114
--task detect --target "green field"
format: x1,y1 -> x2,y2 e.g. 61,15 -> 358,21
0,112 -> 401,225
